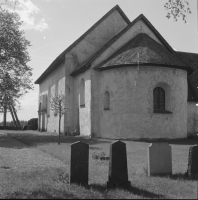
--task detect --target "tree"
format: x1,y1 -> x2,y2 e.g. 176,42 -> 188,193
49,94 -> 68,145
0,4 -> 33,127
164,0 -> 191,23
0,0 -> 19,10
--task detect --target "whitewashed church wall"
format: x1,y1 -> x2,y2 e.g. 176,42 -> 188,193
96,66 -> 187,139
187,102 -> 198,134
73,70 -> 91,136
92,20 -> 166,68
39,62 -> 66,134
39,62 -> 65,94
90,69 -> 101,137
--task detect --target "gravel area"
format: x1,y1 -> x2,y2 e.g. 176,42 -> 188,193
0,132 -> 66,172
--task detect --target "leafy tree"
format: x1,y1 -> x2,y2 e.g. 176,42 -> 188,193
164,0 -> 191,23
0,4 -> 33,127
49,94 -> 68,145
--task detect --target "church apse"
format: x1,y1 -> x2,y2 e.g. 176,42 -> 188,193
97,66 -> 187,139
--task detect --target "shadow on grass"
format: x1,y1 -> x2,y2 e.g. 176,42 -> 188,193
5,189 -> 79,199
130,138 -> 198,145
0,132 -> 112,149
168,173 -> 198,181
90,183 -> 164,199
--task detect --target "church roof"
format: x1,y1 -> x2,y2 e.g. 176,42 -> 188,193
71,13 -> 179,76
177,51 -> 198,70
94,33 -> 193,73
34,5 -> 130,84
177,51 -> 198,102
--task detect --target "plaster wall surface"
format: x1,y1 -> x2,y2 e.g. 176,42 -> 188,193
39,62 -> 66,133
92,20 -> 165,68
187,102 -> 198,134
95,66 -> 187,139
73,70 -> 91,136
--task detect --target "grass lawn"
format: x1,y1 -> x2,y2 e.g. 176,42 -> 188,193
1,131 -> 198,199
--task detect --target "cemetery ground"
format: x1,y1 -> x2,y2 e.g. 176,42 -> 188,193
0,131 -> 198,199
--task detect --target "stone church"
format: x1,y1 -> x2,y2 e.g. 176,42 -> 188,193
35,5 -> 198,139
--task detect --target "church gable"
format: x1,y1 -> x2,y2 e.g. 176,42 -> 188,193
95,33 -> 192,73
71,7 -> 130,65
35,5 -> 130,84
92,15 -> 176,69
71,14 -> 176,76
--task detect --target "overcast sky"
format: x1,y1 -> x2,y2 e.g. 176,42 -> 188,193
0,0 -> 197,121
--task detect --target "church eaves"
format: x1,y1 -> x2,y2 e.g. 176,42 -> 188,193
178,51 -> 198,102
95,33 -> 193,74
34,5 -> 130,84
71,13 -> 181,76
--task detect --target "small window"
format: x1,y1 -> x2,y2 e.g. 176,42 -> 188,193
153,87 -> 165,110
80,78 -> 85,107
104,91 -> 110,110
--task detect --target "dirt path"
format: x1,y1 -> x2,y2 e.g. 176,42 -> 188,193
0,132 -> 66,172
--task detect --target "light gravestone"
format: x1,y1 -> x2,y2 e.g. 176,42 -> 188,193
70,141 -> 89,186
107,140 -> 130,188
148,143 -> 172,176
187,145 -> 198,178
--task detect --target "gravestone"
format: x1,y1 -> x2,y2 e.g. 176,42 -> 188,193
70,141 -> 89,186
187,145 -> 198,177
107,140 -> 130,188
148,143 -> 172,176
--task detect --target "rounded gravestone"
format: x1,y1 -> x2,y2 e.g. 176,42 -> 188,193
148,143 -> 172,176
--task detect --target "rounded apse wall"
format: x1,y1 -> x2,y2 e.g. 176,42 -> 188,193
98,66 -> 187,139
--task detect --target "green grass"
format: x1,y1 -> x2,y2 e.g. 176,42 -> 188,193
1,131 -> 198,199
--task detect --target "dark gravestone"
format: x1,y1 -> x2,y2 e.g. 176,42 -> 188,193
187,145 -> 198,177
70,141 -> 89,186
107,140 -> 130,188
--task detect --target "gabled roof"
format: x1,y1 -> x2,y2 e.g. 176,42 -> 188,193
34,5 -> 130,84
71,14 -> 179,76
177,51 -> 198,70
95,33 -> 192,73
178,51 -> 198,102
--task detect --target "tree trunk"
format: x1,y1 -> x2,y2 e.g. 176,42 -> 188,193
58,115 -> 61,145
12,106 -> 21,128
9,105 -> 17,127
3,106 -> 7,130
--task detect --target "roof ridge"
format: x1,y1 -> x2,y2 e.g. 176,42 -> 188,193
71,14 -> 144,76
71,13 -> 181,76
177,51 -> 198,55
115,5 -> 131,24
94,33 -> 191,70
35,5 -> 130,84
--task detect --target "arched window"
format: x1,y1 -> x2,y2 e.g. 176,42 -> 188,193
104,91 -> 110,110
80,78 -> 85,107
153,87 -> 165,110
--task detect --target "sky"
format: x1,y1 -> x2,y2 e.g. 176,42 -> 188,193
0,0 -> 197,122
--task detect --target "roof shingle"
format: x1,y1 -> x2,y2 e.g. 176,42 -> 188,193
96,33 -> 193,73
177,51 -> 198,102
